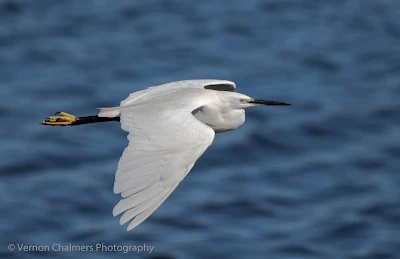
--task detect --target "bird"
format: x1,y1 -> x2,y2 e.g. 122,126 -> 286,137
41,79 -> 290,231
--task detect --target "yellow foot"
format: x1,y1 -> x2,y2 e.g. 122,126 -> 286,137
41,112 -> 77,126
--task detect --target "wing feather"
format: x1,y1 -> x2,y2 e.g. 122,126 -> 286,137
126,183 -> 179,231
114,173 -> 160,194
113,182 -> 164,216
120,177 -> 160,198
119,188 -> 170,225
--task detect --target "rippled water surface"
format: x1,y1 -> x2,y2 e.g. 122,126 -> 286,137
1,0 -> 400,258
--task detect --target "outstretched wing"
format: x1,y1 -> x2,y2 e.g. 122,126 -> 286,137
98,80 -> 235,118
112,92 -> 215,230
120,79 -> 235,106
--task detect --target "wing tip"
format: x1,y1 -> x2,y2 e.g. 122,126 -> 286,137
126,223 -> 136,231
203,80 -> 236,91
112,205 -> 121,217
113,181 -> 120,194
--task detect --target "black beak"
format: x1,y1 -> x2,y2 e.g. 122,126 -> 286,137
250,99 -> 291,106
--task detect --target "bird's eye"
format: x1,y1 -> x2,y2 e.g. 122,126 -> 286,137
240,98 -> 245,103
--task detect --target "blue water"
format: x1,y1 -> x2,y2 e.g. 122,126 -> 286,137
1,0 -> 400,258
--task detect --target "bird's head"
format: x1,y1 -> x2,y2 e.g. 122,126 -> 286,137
226,92 -> 291,109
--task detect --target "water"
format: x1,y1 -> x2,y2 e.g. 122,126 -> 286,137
1,0 -> 399,258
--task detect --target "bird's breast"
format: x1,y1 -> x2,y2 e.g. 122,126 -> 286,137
193,107 -> 245,133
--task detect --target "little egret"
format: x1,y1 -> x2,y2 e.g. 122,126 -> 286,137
41,79 -> 290,231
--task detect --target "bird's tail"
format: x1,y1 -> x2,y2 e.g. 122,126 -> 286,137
97,106 -> 122,118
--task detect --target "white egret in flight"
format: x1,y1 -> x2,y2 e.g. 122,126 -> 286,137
41,79 -> 290,231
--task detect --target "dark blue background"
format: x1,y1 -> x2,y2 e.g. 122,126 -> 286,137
1,0 -> 399,258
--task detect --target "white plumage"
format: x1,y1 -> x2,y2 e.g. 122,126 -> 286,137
96,79 -> 289,230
